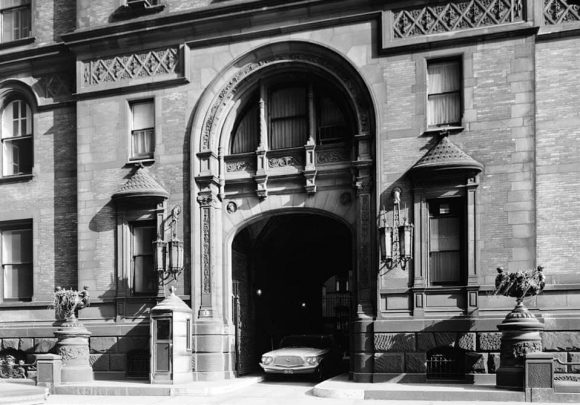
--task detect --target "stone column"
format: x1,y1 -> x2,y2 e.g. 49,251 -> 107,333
352,152 -> 375,382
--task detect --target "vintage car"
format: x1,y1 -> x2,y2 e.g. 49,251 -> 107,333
259,334 -> 342,380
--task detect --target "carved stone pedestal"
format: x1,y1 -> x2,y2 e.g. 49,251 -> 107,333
54,324 -> 93,383
496,302 -> 544,389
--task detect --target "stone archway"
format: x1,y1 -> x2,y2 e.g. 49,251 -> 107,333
190,41 -> 376,381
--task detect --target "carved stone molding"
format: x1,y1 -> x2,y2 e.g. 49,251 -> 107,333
392,0 -> 524,39
36,74 -> 72,100
196,193 -> 214,207
201,208 -> 211,294
82,47 -> 179,87
201,50 -> 371,151
544,0 -> 580,24
225,157 -> 256,172
57,345 -> 89,362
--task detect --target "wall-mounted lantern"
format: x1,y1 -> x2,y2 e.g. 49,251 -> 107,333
153,205 -> 184,295
379,187 -> 414,270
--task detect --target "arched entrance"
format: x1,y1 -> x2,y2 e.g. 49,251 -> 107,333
231,212 -> 352,375
190,41 -> 376,381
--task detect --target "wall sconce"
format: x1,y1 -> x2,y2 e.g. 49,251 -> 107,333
154,205 -> 184,288
379,187 -> 414,270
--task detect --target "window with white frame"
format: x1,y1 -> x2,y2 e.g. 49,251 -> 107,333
1,98 -> 33,176
428,198 -> 464,285
1,223 -> 32,302
1,0 -> 31,43
427,59 -> 462,128
131,222 -> 156,295
130,99 -> 155,160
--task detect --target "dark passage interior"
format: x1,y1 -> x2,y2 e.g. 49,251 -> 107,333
231,213 -> 352,375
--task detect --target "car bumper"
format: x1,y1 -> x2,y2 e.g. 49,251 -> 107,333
260,364 -> 318,374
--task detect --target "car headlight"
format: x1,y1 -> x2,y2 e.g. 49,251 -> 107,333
305,356 -> 320,365
261,356 -> 273,365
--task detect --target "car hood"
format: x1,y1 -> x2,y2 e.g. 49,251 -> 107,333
262,347 -> 329,357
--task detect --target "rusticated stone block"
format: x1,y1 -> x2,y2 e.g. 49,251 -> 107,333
405,353 -> 426,373
552,352 -> 567,373
417,332 -> 456,351
457,333 -> 476,351
109,354 -> 127,371
478,332 -> 502,351
34,338 -> 57,353
90,337 -> 117,353
570,353 -> 580,373
90,354 -> 109,371
374,333 -> 416,352
465,352 -> 487,373
374,353 -> 404,373
542,332 -> 580,351
19,338 -> 34,353
487,352 -> 500,373
116,336 -> 149,354
2,338 -> 19,350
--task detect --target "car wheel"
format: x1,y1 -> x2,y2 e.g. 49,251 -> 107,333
313,364 -> 326,382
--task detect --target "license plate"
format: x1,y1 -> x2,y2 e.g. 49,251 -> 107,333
283,369 -> 294,374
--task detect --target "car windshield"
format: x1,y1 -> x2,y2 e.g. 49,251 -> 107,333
279,335 -> 330,349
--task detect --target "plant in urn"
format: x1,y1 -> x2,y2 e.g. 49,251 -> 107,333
493,266 -> 546,388
52,286 -> 93,383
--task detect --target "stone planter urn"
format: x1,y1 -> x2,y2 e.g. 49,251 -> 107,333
494,266 -> 546,389
52,286 -> 93,383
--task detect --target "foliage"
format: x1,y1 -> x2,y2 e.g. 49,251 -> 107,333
494,266 -> 546,302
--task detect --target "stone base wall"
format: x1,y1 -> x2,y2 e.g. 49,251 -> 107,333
373,331 -> 580,375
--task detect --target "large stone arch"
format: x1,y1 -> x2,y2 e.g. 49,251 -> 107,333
189,40 -> 376,381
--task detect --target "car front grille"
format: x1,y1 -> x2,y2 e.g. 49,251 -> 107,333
273,356 -> 304,367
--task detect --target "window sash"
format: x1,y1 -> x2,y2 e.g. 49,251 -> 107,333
2,135 -> 32,176
131,224 -> 156,294
2,227 -> 32,301
427,60 -> 461,127
131,129 -> 154,159
428,200 -> 463,285
1,4 -> 30,42
2,99 -> 32,139
131,101 -> 154,131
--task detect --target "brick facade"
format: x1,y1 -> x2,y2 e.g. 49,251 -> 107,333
0,0 -> 579,380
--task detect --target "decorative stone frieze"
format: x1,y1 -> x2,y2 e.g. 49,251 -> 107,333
544,0 -> 580,25
392,0 -> 524,39
82,47 -> 179,87
268,155 -> 303,168
317,149 -> 350,164
225,156 -> 256,172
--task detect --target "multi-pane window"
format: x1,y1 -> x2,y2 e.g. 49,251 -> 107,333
428,198 -> 464,285
1,224 -> 32,302
130,100 -> 155,160
427,59 -> 462,127
229,79 -> 351,154
1,98 -> 33,176
131,223 -> 156,295
1,0 -> 31,43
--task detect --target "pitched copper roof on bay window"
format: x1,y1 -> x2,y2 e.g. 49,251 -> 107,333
411,135 -> 483,175
112,166 -> 169,201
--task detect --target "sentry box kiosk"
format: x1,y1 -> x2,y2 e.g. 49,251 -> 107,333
150,286 -> 193,384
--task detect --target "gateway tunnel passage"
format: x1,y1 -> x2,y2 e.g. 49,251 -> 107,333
231,213 -> 352,376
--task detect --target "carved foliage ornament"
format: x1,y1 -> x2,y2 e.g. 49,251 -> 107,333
268,156 -> 303,168
392,0 -> 524,39
57,345 -> 90,362
202,52 -> 370,150
201,208 -> 211,294
82,47 -> 179,87
544,0 -> 580,24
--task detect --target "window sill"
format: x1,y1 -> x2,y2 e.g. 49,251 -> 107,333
423,126 -> 464,136
0,36 -> 35,51
0,173 -> 33,184
126,158 -> 155,167
0,300 -> 50,308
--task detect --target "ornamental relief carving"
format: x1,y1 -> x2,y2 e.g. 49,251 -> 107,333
57,345 -> 90,362
392,0 -> 524,39
317,150 -> 350,164
36,74 -> 72,100
82,47 -> 179,87
225,158 -> 256,172
544,0 -> 580,24
268,156 -> 303,168
202,52 -> 371,150
201,208 -> 211,294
